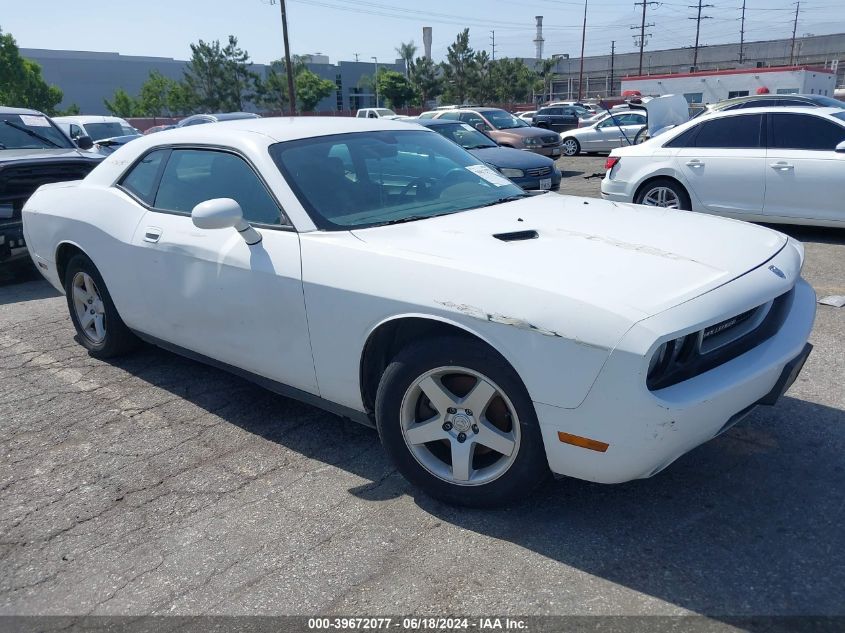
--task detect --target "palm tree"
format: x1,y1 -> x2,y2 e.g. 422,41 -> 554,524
396,41 -> 417,79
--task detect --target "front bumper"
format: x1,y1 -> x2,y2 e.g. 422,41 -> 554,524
0,221 -> 27,263
513,170 -> 562,192
535,260 -> 816,484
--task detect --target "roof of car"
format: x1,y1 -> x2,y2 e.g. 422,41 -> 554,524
119,116 -> 431,148
412,118 -> 463,127
52,115 -> 129,124
0,106 -> 47,116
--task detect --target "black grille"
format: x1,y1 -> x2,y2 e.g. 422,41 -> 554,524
0,163 -> 96,200
526,166 -> 552,177
702,308 -> 756,341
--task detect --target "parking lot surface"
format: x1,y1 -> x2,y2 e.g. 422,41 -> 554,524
1,156 -> 843,619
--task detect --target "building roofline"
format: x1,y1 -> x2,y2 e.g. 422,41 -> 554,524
623,65 -> 835,81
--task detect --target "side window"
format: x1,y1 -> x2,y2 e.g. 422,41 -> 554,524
119,149 -> 168,205
459,112 -> 485,126
154,149 -> 283,225
664,125 -> 700,148
438,111 -> 460,120
693,114 -> 762,148
69,124 -> 83,139
770,113 -> 845,151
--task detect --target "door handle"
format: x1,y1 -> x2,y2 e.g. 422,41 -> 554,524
143,227 -> 162,243
685,159 -> 704,167
770,162 -> 794,170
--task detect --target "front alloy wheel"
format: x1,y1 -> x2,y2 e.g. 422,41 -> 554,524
400,367 -> 520,486
561,138 -> 580,156
376,336 -> 549,507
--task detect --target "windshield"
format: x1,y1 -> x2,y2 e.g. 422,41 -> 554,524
482,109 -> 527,129
431,123 -> 497,150
83,122 -> 128,141
270,130 -> 525,230
812,95 -> 845,108
0,113 -> 74,150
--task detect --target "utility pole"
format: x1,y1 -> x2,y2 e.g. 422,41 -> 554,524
633,1 -> 657,75
276,0 -> 297,115
372,56 -> 379,107
738,0 -> 746,64
789,2 -> 800,65
610,41 -> 615,96
689,0 -> 713,70
577,0 -> 588,100
353,52 -> 360,62
490,30 -> 496,60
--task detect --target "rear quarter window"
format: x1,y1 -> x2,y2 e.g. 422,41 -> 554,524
119,149 -> 168,205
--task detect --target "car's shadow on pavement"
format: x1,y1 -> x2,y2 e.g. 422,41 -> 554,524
109,344 -> 844,619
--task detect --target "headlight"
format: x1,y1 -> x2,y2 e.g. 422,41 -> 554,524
500,168 -> 525,178
523,137 -> 540,146
646,333 -> 698,390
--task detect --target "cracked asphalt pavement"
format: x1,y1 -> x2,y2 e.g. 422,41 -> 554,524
1,156 -> 843,618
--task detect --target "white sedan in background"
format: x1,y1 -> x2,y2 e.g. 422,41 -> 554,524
23,118 -> 815,506
560,110 -> 647,155
602,106 -> 845,227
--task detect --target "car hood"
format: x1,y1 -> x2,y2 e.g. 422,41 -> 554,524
470,146 -> 555,170
0,147 -> 98,163
496,126 -> 554,139
350,194 -> 787,322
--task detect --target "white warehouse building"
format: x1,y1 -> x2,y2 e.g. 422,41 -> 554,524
621,65 -> 838,105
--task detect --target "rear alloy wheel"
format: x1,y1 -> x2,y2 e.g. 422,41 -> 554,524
561,137 -> 580,156
376,336 -> 548,507
64,253 -> 139,358
635,178 -> 690,210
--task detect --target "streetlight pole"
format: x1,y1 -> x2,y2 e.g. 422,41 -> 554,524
372,56 -> 379,107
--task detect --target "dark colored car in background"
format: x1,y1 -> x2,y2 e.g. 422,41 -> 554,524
414,119 -> 561,191
0,107 -> 103,264
433,108 -> 563,157
176,112 -> 261,127
531,106 -> 581,133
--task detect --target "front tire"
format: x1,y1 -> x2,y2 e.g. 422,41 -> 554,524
561,137 -> 580,156
64,253 -> 139,358
375,336 -> 549,507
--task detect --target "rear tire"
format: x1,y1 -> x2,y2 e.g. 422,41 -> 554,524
375,336 -> 549,507
635,178 -> 691,210
64,253 -> 139,358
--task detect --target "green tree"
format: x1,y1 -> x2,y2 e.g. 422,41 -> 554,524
57,103 -> 81,116
410,56 -> 441,105
139,70 -> 174,117
103,88 -> 141,117
440,29 -> 476,104
222,35 -> 258,111
537,58 -> 556,103
377,70 -> 414,108
0,28 -> 63,114
395,41 -> 417,79
490,58 -> 535,104
254,61 -> 288,113
295,69 -> 335,111
167,80 -> 197,116
468,50 -> 495,104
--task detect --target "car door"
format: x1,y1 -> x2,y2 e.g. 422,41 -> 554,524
586,115 -> 638,151
125,146 -> 318,394
669,113 -> 766,215
764,112 -> 845,224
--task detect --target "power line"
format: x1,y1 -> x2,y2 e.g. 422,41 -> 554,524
633,1 -> 658,75
689,0 -> 714,69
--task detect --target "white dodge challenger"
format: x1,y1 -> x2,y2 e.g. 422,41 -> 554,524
23,117 -> 816,506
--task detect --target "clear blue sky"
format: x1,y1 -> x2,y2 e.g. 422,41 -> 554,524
3,0 -> 844,64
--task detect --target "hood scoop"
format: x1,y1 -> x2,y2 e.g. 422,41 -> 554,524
493,230 -> 538,242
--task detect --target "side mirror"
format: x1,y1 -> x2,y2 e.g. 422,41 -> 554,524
191,198 -> 262,245
75,135 -> 94,150
836,140 -> 845,153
